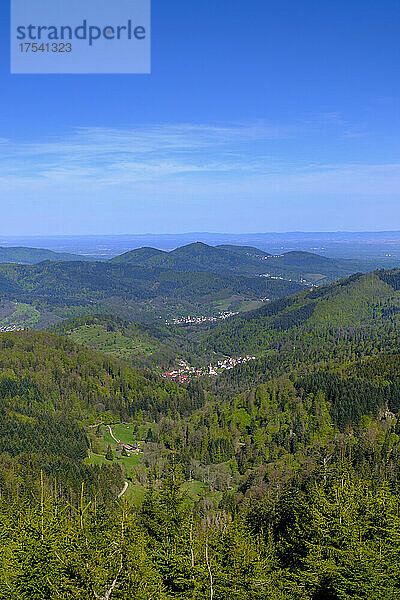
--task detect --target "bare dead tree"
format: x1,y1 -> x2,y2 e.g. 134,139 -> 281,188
94,503 -> 125,600
205,537 -> 214,600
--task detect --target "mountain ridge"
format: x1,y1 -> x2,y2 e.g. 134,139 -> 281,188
0,246 -> 95,264
110,241 -> 397,283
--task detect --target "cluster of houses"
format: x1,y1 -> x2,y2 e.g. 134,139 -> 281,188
261,273 -> 314,286
162,355 -> 256,383
262,273 -> 288,280
166,311 -> 238,326
0,325 -> 25,333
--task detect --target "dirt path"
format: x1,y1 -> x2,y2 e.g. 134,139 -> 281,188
118,481 -> 129,499
107,425 -> 120,444
107,425 -> 129,500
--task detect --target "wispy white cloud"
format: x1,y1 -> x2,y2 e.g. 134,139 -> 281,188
0,122 -> 298,185
0,121 -> 291,162
0,119 -> 399,234
0,118 -> 377,181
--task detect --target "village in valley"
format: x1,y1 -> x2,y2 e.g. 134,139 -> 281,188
162,355 -> 257,383
0,325 -> 25,333
165,299 -> 273,327
165,311 -> 239,326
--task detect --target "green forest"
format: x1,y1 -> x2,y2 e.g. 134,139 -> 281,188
3,266 -> 400,597
0,258 -> 305,327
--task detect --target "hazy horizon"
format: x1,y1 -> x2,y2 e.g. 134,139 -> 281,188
3,229 -> 400,238
3,230 -> 400,260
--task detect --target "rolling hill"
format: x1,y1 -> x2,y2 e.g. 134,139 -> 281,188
109,246 -> 166,265
110,241 -> 397,283
110,241 -> 271,276
0,246 -> 95,264
49,314 -> 203,368
0,260 -> 305,328
216,244 -> 272,259
258,250 -> 384,283
201,268 -> 400,393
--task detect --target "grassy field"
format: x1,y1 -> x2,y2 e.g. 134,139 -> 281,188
86,449 -> 141,471
104,423 -> 144,445
86,424 -> 222,507
86,423 -> 144,474
124,480 -> 220,506
235,299 -> 265,312
66,324 -> 161,361
85,452 -> 108,466
182,480 -> 209,502
125,484 -> 147,506
214,296 -> 264,314
85,447 -> 225,508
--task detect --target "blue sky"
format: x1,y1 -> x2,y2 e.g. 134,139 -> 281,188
1,0 -> 400,235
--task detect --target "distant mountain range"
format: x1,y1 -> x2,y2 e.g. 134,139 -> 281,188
110,242 -> 273,277
110,241 -> 396,284
1,242 -> 399,285
4,231 -> 400,260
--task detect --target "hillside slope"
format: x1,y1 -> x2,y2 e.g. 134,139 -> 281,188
0,330 -> 199,418
50,314 -> 202,367
0,260 -> 305,327
0,329 -> 205,505
110,242 -> 395,283
202,269 -> 400,393
109,246 -> 165,265
206,270 -> 398,352
0,246 -> 94,264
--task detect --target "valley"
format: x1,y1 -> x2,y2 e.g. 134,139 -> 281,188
3,0 -> 398,592
1,239 -> 399,336
3,249 -> 400,598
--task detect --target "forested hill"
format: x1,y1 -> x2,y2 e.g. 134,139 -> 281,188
109,241 -> 273,278
49,313 -> 201,368
0,329 -> 205,505
0,260 -> 300,301
168,349 -> 400,496
0,246 -> 93,264
0,260 -> 305,327
110,241 -> 396,283
4,279 -> 400,596
0,330 -> 202,420
203,269 -> 400,392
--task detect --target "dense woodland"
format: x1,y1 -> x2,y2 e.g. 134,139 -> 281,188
2,466 -> 400,599
0,258 -> 305,327
1,241 -> 390,281
0,258 -> 305,304
3,267 -> 400,596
